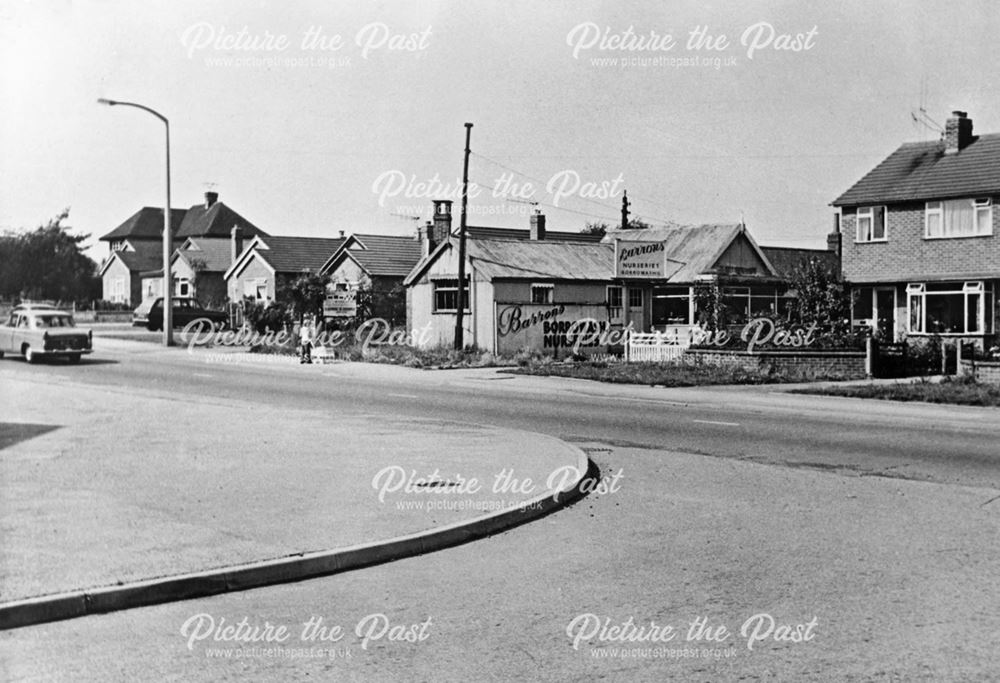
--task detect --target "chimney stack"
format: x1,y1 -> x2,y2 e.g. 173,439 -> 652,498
419,221 -> 435,257
944,111 -> 974,154
231,226 -> 244,265
432,199 -> 453,246
530,211 -> 546,240
205,191 -> 219,209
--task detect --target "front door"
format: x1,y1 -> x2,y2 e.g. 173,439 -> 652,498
874,287 -> 896,339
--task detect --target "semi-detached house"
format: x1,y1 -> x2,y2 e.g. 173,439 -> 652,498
832,110 -> 999,343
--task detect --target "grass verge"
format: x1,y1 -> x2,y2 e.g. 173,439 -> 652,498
506,360 -> 851,387
790,376 -> 1000,407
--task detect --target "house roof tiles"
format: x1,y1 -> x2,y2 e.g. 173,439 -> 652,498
832,133 -> 1000,206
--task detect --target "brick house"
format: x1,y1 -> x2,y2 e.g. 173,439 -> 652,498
224,234 -> 345,305
318,233 -> 424,322
100,192 -> 266,305
832,111 -> 999,343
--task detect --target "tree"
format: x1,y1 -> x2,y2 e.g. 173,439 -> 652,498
0,209 -> 101,302
582,217 -> 650,235
280,272 -> 327,323
787,257 -> 851,334
354,282 -> 406,328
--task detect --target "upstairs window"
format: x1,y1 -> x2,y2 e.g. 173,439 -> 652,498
530,284 -> 554,304
856,206 -> 887,242
925,198 -> 993,238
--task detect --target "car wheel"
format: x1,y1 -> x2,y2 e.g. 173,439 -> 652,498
148,321 -> 160,331
67,353 -> 82,364
24,345 -> 37,364
0,350 -> 5,359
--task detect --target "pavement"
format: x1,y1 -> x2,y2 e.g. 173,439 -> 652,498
0,361 -> 588,627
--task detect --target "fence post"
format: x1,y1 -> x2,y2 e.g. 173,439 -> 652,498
624,327 -> 630,363
940,339 -> 947,376
865,332 -> 875,378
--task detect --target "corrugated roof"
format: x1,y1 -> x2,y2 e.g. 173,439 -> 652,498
253,236 -> 346,273
833,133 -> 1000,206
344,234 -> 423,276
605,224 -> 763,282
175,201 -> 268,238
760,247 -> 838,279
464,226 -> 604,243
100,207 -> 186,241
467,239 -> 613,280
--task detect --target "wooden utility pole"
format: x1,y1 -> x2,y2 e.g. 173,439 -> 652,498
620,190 -> 630,230
454,122 -> 473,349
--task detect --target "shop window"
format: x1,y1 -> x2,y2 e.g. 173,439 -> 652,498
531,284 -> 554,304
651,286 -> 690,326
606,286 -> 623,308
433,279 -> 469,312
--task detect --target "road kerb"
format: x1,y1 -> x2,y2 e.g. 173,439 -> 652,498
0,447 -> 593,631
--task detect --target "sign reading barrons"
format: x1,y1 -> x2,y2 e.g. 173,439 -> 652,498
495,303 -> 613,355
614,240 -> 667,278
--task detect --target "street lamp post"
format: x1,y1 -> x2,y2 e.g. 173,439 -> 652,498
98,98 -> 173,346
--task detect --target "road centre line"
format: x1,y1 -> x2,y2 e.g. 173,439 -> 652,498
692,419 -> 742,427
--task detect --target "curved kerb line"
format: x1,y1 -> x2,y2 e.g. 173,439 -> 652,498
0,447 -> 595,631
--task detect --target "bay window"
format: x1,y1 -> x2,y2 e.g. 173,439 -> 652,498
907,281 -> 986,334
925,198 -> 993,238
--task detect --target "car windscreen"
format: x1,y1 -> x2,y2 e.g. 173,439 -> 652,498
34,315 -> 75,328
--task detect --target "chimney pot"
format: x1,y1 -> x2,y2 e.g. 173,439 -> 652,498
205,191 -> 219,208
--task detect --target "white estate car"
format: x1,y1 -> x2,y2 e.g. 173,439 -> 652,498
0,307 -> 93,363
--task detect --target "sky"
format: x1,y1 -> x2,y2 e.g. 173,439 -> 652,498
3,0 -> 1000,261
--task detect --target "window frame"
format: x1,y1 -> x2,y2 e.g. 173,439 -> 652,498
856,206 -> 887,243
627,288 -> 643,309
606,285 -> 623,309
432,278 -> 470,313
925,198 -> 994,239
530,283 -> 554,305
906,281 -> 986,335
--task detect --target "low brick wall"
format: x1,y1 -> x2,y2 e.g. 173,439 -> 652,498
684,348 -> 868,379
74,311 -> 133,323
958,358 -> 1000,383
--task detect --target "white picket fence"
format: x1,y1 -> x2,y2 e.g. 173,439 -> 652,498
624,331 -> 691,363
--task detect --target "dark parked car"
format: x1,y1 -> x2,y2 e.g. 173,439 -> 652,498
133,297 -> 228,331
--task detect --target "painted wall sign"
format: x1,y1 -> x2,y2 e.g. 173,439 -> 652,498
615,240 -> 666,278
323,290 -> 357,317
495,303 -> 613,355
